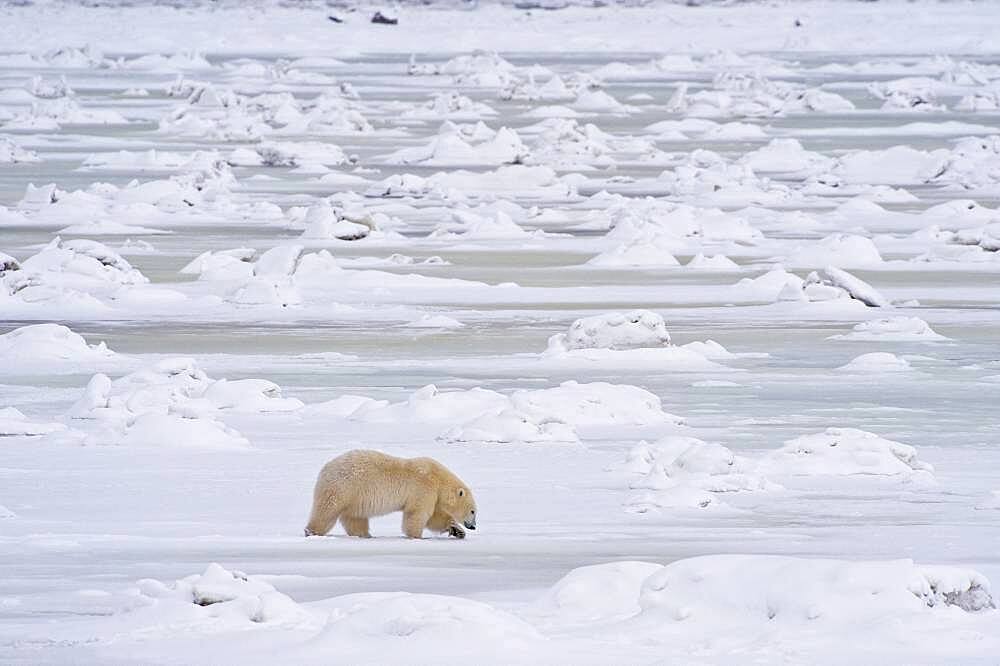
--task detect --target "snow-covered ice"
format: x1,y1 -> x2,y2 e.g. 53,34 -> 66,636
2,1 -> 1000,664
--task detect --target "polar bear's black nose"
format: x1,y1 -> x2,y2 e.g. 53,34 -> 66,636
464,517 -> 476,530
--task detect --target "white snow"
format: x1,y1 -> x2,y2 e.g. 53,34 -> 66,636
3,4 -> 1000,664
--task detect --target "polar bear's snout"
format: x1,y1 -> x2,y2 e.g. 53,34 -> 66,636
464,510 -> 477,530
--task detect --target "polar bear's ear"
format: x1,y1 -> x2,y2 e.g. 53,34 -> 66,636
458,489 -> 465,497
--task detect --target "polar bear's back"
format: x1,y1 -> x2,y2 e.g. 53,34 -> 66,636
314,449 -> 436,518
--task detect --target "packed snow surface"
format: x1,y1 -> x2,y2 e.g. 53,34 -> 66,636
2,1 -> 1000,664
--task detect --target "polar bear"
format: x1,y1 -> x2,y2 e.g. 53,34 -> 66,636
304,449 -> 477,539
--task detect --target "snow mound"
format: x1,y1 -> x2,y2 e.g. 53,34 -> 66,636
0,324 -> 117,369
510,381 -> 679,427
637,555 -> 994,630
405,314 -> 464,329
68,358 -> 300,447
400,92 -> 497,120
315,592 -> 541,647
832,316 -> 950,342
298,200 -> 379,241
532,561 -> 664,625
621,436 -> 776,512
0,504 -> 14,519
5,238 -> 148,299
685,253 -> 739,270
838,352 -> 912,373
229,141 -> 348,168
4,96 -> 127,129
811,267 -> 890,307
587,235 -> 680,267
71,358 -> 301,419
741,138 -> 832,174
432,51 -> 521,88
351,381 -> 680,443
760,428 -> 933,478
350,384 -> 508,424
831,145 -> 948,185
665,73 -> 853,119
519,118 -> 636,169
180,247 -> 256,280
439,408 -> 579,445
605,198 -> 763,248
368,164 -> 574,199
385,124 -> 528,167
546,310 -> 671,353
431,209 -> 533,240
135,563 -> 313,627
1,135 -> 40,163
119,413 -> 249,449
731,267 -> 803,301
0,407 -> 66,437
82,149 -> 219,172
784,234 -> 883,268
926,135 -> 1000,190
975,491 -> 1000,511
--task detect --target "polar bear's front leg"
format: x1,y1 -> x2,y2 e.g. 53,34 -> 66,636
447,524 -> 466,539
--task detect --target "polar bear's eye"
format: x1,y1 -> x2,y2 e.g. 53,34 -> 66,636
458,489 -> 465,497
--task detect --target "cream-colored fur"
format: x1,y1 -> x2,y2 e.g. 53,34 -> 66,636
304,449 -> 477,539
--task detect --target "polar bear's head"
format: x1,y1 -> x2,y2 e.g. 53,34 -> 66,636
446,485 -> 477,530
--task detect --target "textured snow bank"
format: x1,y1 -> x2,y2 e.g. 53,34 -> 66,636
637,555 -> 994,628
760,428 -> 933,478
